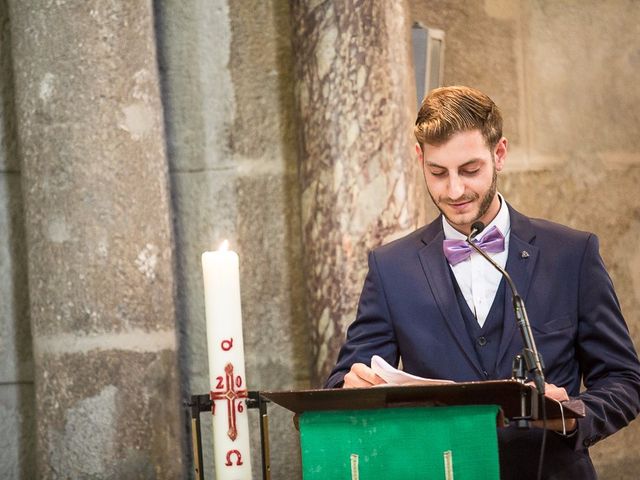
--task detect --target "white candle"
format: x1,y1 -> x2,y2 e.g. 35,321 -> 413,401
202,240 -> 253,480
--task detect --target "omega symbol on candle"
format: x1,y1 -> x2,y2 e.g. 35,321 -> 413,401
225,449 -> 244,466
210,362 -> 248,441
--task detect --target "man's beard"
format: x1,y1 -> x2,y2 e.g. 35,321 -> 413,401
428,165 -> 498,227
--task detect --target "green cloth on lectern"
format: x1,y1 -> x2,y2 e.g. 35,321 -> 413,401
299,404 -> 500,480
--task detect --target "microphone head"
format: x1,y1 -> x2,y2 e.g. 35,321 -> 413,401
469,221 -> 486,240
471,221 -> 486,233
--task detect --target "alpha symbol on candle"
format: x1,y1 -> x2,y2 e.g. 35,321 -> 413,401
221,338 -> 234,351
210,362 -> 248,441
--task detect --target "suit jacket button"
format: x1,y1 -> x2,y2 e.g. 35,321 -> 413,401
477,336 -> 487,346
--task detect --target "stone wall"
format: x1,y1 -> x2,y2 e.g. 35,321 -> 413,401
410,1 -> 640,477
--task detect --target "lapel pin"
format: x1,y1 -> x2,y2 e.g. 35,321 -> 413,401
521,250 -> 530,259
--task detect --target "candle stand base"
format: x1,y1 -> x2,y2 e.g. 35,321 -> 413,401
186,391 -> 271,480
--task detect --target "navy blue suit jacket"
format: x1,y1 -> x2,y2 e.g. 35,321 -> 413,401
326,206 -> 640,479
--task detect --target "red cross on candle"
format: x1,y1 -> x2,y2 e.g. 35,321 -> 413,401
210,362 -> 248,441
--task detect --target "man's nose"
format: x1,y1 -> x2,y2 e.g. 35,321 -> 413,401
448,175 -> 464,199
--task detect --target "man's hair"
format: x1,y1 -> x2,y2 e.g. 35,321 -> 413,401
414,86 -> 503,150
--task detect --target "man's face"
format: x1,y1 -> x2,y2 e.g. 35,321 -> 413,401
417,129 -> 507,234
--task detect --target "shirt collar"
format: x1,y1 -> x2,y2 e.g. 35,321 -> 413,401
442,192 -> 511,241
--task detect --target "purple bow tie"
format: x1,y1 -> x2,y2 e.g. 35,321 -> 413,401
443,225 -> 505,266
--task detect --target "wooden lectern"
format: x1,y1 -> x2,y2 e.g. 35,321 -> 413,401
262,380 -> 585,480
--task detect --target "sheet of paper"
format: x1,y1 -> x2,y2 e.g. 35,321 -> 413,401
370,355 -> 455,386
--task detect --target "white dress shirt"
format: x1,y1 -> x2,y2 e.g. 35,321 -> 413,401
442,193 -> 511,327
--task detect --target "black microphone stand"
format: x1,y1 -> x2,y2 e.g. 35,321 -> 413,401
466,221 -> 548,480
466,222 -> 545,394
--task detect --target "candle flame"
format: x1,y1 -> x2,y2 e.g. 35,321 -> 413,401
218,239 -> 230,251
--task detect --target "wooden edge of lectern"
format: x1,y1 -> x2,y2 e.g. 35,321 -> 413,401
261,379 -> 585,422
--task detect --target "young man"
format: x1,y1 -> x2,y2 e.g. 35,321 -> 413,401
325,86 -> 640,478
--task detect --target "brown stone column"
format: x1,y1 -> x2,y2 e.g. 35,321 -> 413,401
8,1 -> 184,476
291,0 -> 420,384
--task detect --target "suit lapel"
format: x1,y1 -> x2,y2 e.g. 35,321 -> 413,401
418,219 -> 485,377
496,206 -> 540,367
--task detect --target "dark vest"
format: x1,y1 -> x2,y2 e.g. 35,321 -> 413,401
450,269 -> 507,380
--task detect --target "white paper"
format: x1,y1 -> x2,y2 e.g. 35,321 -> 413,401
371,355 -> 455,386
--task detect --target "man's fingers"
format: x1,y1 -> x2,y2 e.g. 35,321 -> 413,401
352,363 -> 386,385
526,382 -> 570,403
525,382 -> 576,433
343,363 -> 386,388
545,384 -> 569,402
343,372 -> 373,388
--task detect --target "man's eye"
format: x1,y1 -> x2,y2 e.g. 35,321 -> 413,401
430,170 -> 446,177
462,169 -> 479,175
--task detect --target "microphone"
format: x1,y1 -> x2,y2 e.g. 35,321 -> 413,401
466,221 -> 546,394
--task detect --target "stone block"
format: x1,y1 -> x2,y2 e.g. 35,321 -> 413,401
228,0 -> 298,161
9,1 -> 179,338
0,173 -> 32,382
154,0 -> 235,172
0,383 -> 35,480
35,349 -> 183,478
522,1 -> 640,156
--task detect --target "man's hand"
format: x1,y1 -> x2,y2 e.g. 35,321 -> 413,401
530,382 -> 577,433
343,363 -> 387,388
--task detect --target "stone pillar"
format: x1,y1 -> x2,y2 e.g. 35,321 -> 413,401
291,0 -> 420,384
8,1 -> 184,477
155,0 -> 310,477
154,0 -> 238,476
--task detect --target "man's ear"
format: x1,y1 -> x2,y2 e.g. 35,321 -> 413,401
415,143 -> 424,166
494,137 -> 508,172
